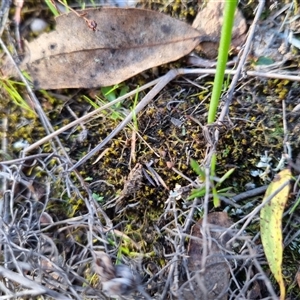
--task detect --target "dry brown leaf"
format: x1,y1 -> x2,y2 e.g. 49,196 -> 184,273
179,212 -> 234,299
6,8 -> 203,89
193,1 -> 247,59
296,267 -> 300,288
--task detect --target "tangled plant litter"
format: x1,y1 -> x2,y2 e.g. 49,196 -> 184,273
0,0 -> 300,299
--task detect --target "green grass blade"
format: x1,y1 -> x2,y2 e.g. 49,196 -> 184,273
208,0 -> 237,124
44,0 -> 60,16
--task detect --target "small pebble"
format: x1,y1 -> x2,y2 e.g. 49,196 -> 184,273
117,0 -> 137,7
30,18 -> 48,34
13,139 -> 29,149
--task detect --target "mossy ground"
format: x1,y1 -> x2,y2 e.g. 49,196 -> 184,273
1,1 -> 300,299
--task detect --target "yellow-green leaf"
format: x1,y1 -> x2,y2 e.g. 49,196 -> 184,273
260,168 -> 292,300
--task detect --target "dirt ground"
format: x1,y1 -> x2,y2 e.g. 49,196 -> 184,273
0,0 -> 300,299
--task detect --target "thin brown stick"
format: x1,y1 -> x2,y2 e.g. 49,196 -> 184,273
218,0 -> 266,122
16,66 -> 299,171
69,69 -> 181,170
0,0 -> 10,37
23,78 -> 160,154
0,266 -> 70,300
0,38 -> 65,156
69,67 -> 300,171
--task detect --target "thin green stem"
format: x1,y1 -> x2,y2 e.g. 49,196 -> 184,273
207,0 -> 237,124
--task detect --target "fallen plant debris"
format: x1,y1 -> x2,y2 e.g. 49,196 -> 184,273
178,212 -> 234,299
260,168 -> 292,300
2,7 -> 206,89
112,163 -> 144,212
92,251 -> 152,299
1,0 -> 300,299
192,0 -> 247,59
